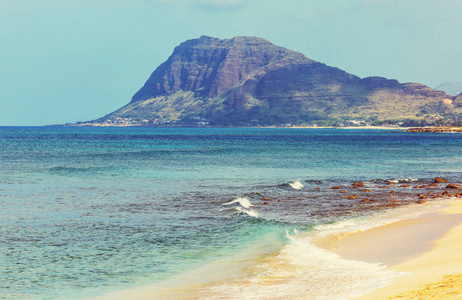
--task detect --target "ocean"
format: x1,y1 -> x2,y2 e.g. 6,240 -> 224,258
1,127 -> 461,299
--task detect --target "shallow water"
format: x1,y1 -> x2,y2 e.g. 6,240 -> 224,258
1,127 -> 461,299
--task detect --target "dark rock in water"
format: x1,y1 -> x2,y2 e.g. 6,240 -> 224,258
446,183 -> 461,189
442,191 -> 453,197
435,177 -> 448,183
352,182 -> 365,188
347,195 -> 358,199
330,186 -> 340,189
428,182 -> 439,187
89,35 -> 453,126
400,184 -> 411,187
361,198 -> 375,203
416,199 -> 426,204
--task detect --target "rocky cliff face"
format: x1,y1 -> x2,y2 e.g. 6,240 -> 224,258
132,36 -> 310,102
95,36 -> 452,126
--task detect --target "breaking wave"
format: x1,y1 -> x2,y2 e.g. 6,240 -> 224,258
222,197 -> 259,218
288,181 -> 304,190
204,230 -> 405,300
366,178 -> 419,184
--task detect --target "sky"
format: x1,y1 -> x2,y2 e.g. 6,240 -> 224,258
1,0 -> 461,126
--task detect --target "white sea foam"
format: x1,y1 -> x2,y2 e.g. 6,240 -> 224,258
314,199 -> 448,237
288,181 -> 304,190
366,177 -> 419,184
235,206 -> 259,218
203,232 -> 406,300
390,178 -> 419,183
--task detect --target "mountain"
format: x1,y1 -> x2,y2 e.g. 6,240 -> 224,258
92,36 -> 454,126
435,82 -> 462,97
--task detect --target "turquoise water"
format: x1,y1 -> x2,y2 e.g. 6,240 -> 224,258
1,127 -> 462,299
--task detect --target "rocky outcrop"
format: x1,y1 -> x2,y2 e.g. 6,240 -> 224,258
435,177 -> 448,183
406,127 -> 462,133
93,36 -> 453,126
446,183 -> 461,189
352,182 -> 365,188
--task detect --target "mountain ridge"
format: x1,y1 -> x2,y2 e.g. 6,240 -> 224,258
435,82 -> 462,97
90,36 -> 458,126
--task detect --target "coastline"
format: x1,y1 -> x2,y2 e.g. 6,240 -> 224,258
54,123 -> 407,130
331,199 -> 462,299
86,199 -> 462,300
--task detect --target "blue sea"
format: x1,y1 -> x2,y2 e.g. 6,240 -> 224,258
1,127 -> 461,299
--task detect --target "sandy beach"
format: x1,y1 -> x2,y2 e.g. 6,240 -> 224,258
331,199 -> 462,300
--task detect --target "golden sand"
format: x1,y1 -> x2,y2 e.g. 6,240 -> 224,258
342,199 -> 462,300
388,274 -> 462,300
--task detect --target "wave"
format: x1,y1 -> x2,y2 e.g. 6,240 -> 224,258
222,197 -> 259,218
223,197 -> 253,209
366,178 -> 419,184
202,201 -> 449,299
234,206 -> 259,218
304,179 -> 322,184
204,230 -> 404,300
276,180 -> 306,190
288,181 -> 304,190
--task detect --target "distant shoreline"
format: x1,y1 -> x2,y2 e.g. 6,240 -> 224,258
43,124 -> 462,132
53,123 -> 408,130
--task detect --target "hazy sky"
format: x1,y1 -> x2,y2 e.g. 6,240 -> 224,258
1,0 -> 461,125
